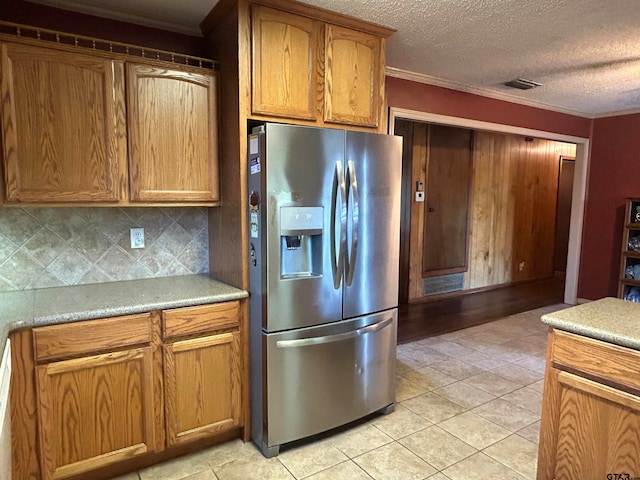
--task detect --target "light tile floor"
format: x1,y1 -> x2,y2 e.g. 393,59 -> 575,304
112,304 -> 567,480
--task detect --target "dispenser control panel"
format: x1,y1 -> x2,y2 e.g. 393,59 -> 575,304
280,207 -> 323,235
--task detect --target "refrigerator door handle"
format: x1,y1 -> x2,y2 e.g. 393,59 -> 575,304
331,160 -> 347,289
275,316 -> 394,348
345,160 -> 359,286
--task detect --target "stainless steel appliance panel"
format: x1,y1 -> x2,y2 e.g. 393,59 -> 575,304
343,131 -> 402,319
264,124 -> 345,332
264,309 -> 397,447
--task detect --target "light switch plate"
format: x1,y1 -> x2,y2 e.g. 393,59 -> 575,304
130,228 -> 145,249
415,191 -> 425,202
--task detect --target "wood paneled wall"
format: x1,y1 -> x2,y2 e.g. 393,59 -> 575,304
466,132 -> 576,290
406,124 -> 576,301
408,124 -> 428,300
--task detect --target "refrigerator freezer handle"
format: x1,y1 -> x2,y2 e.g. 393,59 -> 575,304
345,160 -> 359,286
331,161 -> 347,289
275,316 -> 394,348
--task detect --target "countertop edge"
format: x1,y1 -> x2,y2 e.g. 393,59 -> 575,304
541,297 -> 640,351
28,290 -> 249,327
0,275 -> 248,360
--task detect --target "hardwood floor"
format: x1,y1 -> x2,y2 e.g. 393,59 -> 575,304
397,276 -> 565,344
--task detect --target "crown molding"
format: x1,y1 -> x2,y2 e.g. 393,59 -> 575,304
385,66 -> 595,119
29,0 -> 203,37
593,107 -> 640,119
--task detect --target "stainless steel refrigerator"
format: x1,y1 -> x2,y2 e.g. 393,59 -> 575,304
247,122 -> 401,457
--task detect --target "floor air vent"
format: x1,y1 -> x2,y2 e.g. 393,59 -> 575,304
423,273 -> 464,296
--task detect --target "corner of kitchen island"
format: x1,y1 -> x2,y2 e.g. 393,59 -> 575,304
537,297 -> 640,479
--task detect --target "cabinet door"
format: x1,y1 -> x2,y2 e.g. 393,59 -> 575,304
164,330 -> 241,446
251,5 -> 320,120
553,371 -> 640,479
127,64 -> 219,203
0,42 -> 126,203
0,340 -> 10,480
324,25 -> 381,127
36,347 -> 161,480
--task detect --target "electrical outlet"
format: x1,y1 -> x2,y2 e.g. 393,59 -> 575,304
130,228 -> 145,249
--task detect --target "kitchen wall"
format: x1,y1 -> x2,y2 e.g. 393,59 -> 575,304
386,77 -> 592,139
0,4 -> 213,293
0,0 -> 206,56
0,207 -> 209,291
579,112 -> 640,299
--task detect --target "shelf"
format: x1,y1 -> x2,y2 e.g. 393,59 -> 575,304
618,199 -> 640,299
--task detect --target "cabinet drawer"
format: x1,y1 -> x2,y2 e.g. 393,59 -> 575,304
162,302 -> 240,339
33,313 -> 152,362
551,329 -> 640,391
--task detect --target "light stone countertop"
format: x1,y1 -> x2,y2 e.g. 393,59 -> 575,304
541,297 -> 640,350
0,274 -> 248,360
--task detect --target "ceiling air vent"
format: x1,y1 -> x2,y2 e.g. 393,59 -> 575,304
504,78 -> 542,90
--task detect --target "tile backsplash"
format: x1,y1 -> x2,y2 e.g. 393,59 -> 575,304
0,207 -> 209,291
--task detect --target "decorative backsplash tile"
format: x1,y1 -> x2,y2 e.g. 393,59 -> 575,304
0,207 -> 209,291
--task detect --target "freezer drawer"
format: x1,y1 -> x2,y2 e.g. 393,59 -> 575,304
263,309 -> 397,451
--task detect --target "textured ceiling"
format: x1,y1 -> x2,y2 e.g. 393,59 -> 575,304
30,0 -> 640,117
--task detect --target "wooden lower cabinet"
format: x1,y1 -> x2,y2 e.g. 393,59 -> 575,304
36,347 -> 161,480
552,370 -> 640,478
538,329 -> 640,480
11,300 -> 245,480
164,330 -> 242,446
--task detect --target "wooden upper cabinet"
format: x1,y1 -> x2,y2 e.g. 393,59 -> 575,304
324,25 -> 381,128
251,5 -> 320,120
127,64 -> 220,203
247,3 -> 390,130
0,42 -> 127,203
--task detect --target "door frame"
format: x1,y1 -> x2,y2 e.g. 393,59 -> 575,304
388,107 -> 590,305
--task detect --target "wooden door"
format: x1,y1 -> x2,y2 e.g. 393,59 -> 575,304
395,119 -> 415,304
251,6 -> 320,120
553,157 -> 575,273
551,370 -> 640,479
36,347 -> 160,480
0,42 -> 126,203
164,330 -> 241,446
423,125 -> 472,276
324,25 -> 381,127
127,64 -> 219,203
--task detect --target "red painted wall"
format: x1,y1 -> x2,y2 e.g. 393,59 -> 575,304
0,0 -> 205,56
579,113 -> 640,299
387,77 -> 592,138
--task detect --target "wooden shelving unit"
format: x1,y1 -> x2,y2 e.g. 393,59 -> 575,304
618,198 -> 640,300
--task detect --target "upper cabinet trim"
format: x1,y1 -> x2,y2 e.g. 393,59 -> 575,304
201,0 -> 395,38
0,21 -> 216,72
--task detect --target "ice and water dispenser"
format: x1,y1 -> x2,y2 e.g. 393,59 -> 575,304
280,206 -> 323,279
